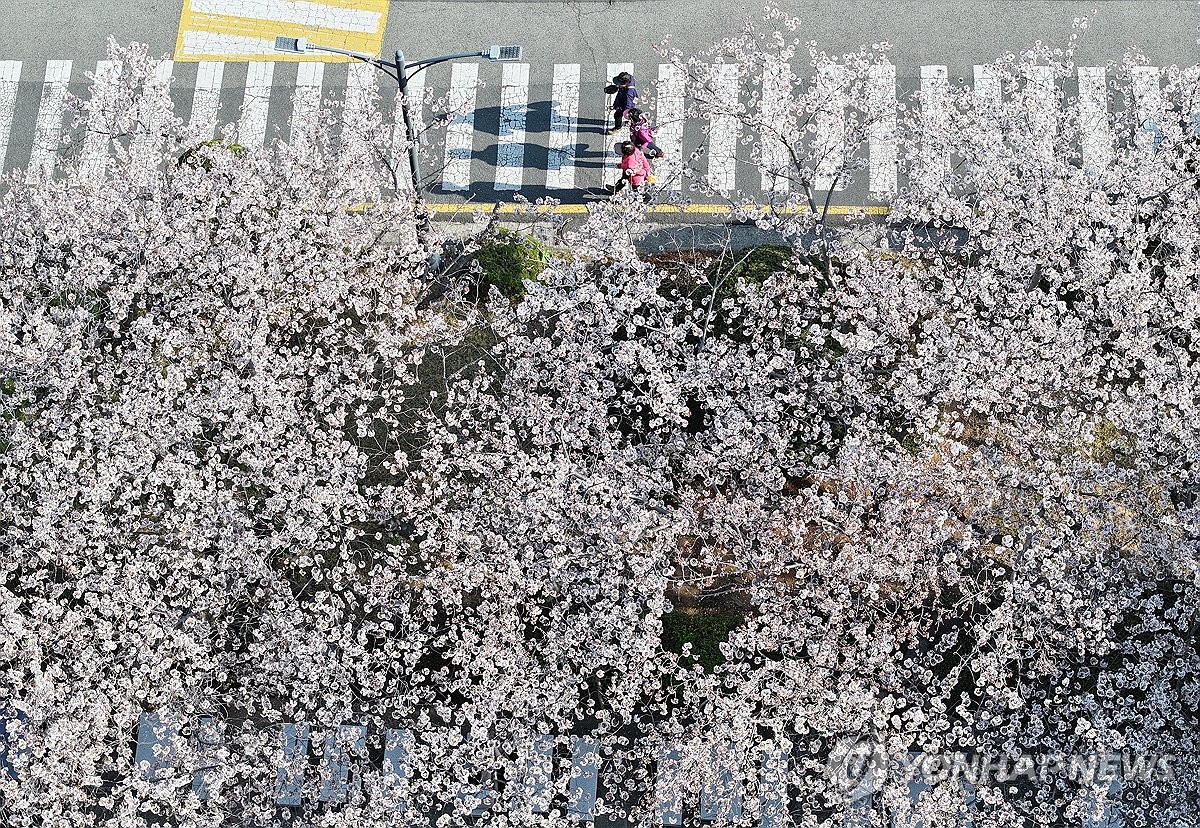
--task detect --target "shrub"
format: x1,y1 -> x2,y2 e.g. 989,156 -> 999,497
176,139 -> 248,170
474,229 -> 550,300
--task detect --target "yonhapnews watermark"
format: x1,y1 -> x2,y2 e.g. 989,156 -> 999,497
827,738 -> 1174,796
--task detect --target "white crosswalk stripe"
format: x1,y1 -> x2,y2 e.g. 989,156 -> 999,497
758,748 -> 789,828
1077,66 -> 1112,175
918,64 -> 949,190
289,61 -> 323,149
495,63 -> 529,191
1023,64 -> 1057,159
973,63 -> 1002,150
29,60 -> 72,179
971,61 -> 1002,178
180,31 -> 278,61
189,60 -> 225,139
814,63 -> 848,191
80,59 -> 122,184
0,61 -> 22,172
655,63 -> 685,192
973,64 -> 1001,107
1184,66 -> 1200,118
604,62 -> 634,188
442,61 -> 478,191
2,54 -> 1195,197
511,734 -> 553,816
867,63 -> 897,196
546,63 -> 580,190
130,59 -> 174,185
239,61 -> 275,148
343,63 -> 374,125
341,62 -> 375,162
707,63 -> 740,195
759,57 -> 792,194
1131,65 -> 1163,151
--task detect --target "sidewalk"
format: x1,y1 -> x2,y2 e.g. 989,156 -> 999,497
425,213 -> 844,255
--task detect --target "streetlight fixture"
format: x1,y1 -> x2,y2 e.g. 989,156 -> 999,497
275,36 -> 523,194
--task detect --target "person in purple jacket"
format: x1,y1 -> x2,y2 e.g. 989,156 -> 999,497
605,72 -> 639,133
626,108 -> 665,158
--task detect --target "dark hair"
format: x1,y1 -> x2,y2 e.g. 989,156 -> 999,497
620,141 -> 636,156
614,72 -> 632,86
627,108 -> 644,123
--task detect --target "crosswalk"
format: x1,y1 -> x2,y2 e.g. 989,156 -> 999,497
0,56 -> 1193,200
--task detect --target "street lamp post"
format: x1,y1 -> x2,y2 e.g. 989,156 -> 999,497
274,37 -> 523,194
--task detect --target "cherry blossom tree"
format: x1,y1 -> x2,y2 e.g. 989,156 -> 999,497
1,17 -> 1198,828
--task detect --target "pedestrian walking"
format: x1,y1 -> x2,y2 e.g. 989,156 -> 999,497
613,141 -> 652,196
604,72 -> 638,133
626,108 -> 665,158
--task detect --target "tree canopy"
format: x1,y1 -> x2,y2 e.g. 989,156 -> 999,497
0,24 -> 1198,828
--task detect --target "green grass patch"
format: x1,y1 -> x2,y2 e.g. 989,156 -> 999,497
709,244 -> 794,293
661,609 -> 745,671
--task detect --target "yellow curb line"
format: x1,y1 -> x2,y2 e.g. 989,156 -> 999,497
347,202 -> 891,216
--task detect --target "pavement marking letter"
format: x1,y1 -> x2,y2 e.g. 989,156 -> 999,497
175,0 -> 389,62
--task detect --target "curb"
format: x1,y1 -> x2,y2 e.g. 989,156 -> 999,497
349,201 -> 892,218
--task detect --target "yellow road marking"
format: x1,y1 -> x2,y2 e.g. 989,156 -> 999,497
426,203 -> 891,216
175,0 -> 389,62
347,202 -> 891,216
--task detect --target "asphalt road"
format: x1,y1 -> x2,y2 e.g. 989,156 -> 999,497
0,1 -> 1196,80
0,1 -> 1197,214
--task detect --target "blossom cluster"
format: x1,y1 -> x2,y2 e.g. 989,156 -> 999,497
0,20 -> 1197,828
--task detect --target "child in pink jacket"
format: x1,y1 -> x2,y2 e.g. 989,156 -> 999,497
614,141 -> 652,194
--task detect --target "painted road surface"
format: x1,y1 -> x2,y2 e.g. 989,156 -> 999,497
0,54 -> 1194,213
1,1 -> 1198,88
174,0 -> 389,62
